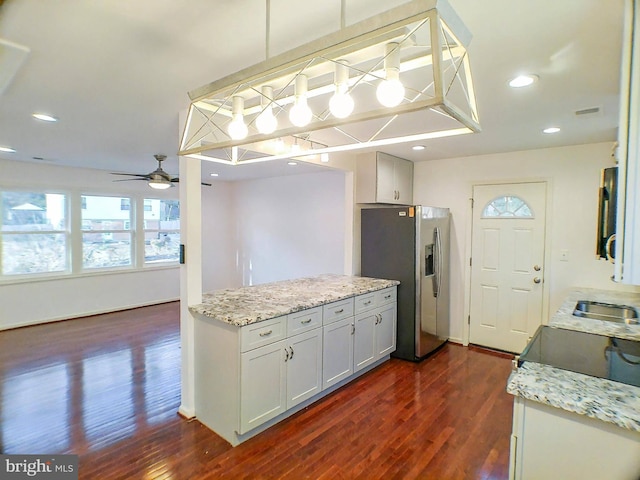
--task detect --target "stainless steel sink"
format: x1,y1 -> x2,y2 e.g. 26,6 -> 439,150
573,300 -> 639,324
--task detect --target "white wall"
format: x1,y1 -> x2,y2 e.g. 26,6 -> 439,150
231,171 -> 347,286
413,142 -> 640,343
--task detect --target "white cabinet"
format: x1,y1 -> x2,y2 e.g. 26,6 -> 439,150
194,285 -> 397,446
354,289 -> 397,373
510,397 -> 640,480
322,316 -> 354,388
240,340 -> 287,434
356,151 -> 413,205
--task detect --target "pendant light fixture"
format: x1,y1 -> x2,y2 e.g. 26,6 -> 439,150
289,75 -> 313,127
376,42 -> 405,107
180,0 -> 480,166
329,60 -> 355,118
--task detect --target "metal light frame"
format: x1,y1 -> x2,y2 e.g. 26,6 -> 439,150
178,0 -> 480,166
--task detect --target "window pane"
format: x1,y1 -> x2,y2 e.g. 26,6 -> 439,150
2,233 -> 67,275
81,195 -> 131,231
83,233 -> 132,268
482,196 -> 534,218
2,192 -> 66,232
145,232 -> 180,263
144,199 -> 180,226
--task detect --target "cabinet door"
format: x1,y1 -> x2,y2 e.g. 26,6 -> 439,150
286,328 -> 323,408
322,317 -> 354,389
375,153 -> 397,204
354,311 -> 377,372
239,340 -> 286,434
375,304 -> 397,358
394,158 -> 414,205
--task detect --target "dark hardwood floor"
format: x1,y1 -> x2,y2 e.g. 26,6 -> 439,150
0,302 -> 514,479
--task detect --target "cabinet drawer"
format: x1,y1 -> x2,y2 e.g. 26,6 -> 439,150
322,298 -> 354,324
354,293 -> 376,314
288,306 -> 322,336
376,287 -> 397,306
240,316 -> 287,352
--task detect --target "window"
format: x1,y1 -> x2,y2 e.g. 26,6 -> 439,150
120,198 -> 130,211
482,196 -> 533,218
81,195 -> 132,269
0,191 -> 68,275
143,199 -> 180,264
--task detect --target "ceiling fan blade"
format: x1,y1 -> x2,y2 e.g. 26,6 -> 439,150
112,178 -> 148,182
169,177 -> 211,187
111,172 -> 150,178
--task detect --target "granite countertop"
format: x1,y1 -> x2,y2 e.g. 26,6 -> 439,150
549,287 -> 640,341
507,287 -> 640,433
190,274 -> 399,327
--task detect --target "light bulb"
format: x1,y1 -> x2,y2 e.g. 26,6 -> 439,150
228,114 -> 248,139
289,75 -> 313,127
289,98 -> 312,127
227,96 -> 248,140
256,85 -> 278,134
256,109 -> 277,134
329,60 -> 354,118
377,42 -> 405,107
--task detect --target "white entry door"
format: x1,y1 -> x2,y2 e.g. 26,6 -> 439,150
469,182 -> 547,353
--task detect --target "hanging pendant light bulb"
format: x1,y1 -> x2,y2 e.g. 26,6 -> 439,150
256,86 -> 278,134
228,96 -> 248,140
289,75 -> 313,127
329,60 -> 354,118
376,42 -> 405,107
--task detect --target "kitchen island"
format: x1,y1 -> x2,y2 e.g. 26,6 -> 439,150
190,274 -> 399,446
507,288 -> 640,480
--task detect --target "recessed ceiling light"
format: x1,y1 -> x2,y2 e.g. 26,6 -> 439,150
412,145 -> 426,151
210,173 -> 219,177
543,127 -> 560,134
33,113 -> 58,122
320,153 -> 329,163
288,161 -> 297,166
509,74 -> 538,88
0,146 -> 16,153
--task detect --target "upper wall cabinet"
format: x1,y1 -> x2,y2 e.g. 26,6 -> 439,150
356,152 -> 414,205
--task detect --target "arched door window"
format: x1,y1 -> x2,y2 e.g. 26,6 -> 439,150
481,195 -> 534,218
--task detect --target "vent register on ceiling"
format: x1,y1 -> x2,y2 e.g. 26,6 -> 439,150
178,0 -> 479,166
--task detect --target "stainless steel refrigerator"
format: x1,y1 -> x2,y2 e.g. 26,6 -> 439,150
361,206 -> 450,361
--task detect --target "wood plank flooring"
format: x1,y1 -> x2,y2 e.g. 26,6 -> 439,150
0,302 -> 514,479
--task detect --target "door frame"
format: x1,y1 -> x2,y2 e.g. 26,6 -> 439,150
462,178 -> 553,347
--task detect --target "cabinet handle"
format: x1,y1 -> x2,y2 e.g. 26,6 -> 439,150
289,346 -> 294,360
301,318 -> 312,324
335,308 -> 344,314
351,323 -> 355,335
284,348 -> 289,362
384,294 -> 391,299
259,330 -> 272,337
364,300 -> 372,305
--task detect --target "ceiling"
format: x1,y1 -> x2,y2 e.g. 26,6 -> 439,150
0,0 -> 625,184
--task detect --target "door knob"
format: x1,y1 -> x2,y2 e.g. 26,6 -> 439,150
533,277 -> 541,284
534,265 -> 541,271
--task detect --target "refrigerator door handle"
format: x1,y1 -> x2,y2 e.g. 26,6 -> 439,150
433,227 -> 440,298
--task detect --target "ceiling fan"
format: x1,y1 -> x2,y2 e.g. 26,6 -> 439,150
111,154 -> 211,189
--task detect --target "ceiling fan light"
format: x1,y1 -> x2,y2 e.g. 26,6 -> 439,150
228,96 -> 248,140
148,179 -> 171,190
289,75 -> 312,127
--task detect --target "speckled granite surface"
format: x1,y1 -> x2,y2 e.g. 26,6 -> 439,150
507,362 -> 640,432
508,287 -> 640,432
190,274 -> 399,326
549,288 -> 640,341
